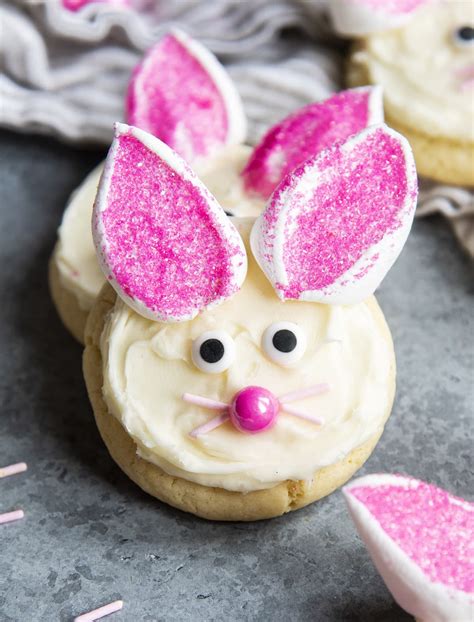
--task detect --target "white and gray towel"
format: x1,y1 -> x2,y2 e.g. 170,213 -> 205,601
1,0 -> 472,255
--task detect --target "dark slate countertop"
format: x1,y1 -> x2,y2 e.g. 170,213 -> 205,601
0,129 -> 472,622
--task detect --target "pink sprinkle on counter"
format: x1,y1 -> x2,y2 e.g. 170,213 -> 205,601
0,509 -> 24,525
349,479 -> 474,593
0,462 -> 27,478
74,600 -> 123,622
242,87 -> 382,199
127,33 -> 228,162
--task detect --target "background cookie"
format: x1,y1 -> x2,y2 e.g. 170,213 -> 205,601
49,253 -> 91,344
49,32 -> 259,342
332,1 -> 474,187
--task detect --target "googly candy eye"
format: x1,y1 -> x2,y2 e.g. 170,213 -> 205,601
454,25 -> 474,47
262,322 -> 307,367
192,331 -> 235,374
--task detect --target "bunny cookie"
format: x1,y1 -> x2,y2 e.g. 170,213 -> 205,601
83,118 -> 417,521
50,30 -> 385,343
329,0 -> 474,187
49,30 -> 255,343
344,474 -> 474,622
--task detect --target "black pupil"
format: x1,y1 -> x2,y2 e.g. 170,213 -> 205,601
272,329 -> 297,353
200,339 -> 225,364
457,26 -> 474,41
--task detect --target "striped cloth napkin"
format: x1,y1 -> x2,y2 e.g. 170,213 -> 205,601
1,0 -> 472,255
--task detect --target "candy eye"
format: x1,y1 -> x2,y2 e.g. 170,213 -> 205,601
453,26 -> 474,47
192,330 -> 235,373
262,322 -> 307,366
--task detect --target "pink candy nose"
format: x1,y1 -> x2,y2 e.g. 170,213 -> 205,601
230,386 -> 279,433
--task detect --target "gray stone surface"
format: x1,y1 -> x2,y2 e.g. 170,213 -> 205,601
0,128 -> 472,622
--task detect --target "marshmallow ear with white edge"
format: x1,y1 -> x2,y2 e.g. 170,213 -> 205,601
328,0 -> 433,36
93,123 -> 247,323
343,474 -> 474,622
250,124 -> 417,305
126,30 -> 246,165
242,86 -> 383,200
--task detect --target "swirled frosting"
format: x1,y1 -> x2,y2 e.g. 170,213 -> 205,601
354,2 -> 474,142
55,145 -> 262,312
100,219 -> 395,492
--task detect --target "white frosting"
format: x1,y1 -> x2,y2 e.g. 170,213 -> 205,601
55,164 -> 104,311
100,219 -> 394,493
198,145 -> 264,218
357,2 -> 474,142
329,0 -> 424,37
54,144 -> 263,313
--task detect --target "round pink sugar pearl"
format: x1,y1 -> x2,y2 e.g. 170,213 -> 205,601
230,386 -> 279,433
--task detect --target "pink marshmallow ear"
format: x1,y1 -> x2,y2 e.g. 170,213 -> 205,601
250,124 -> 417,305
343,474 -> 474,622
62,0 -> 130,11
242,87 -> 383,200
93,123 -> 247,323
329,0 -> 433,36
126,30 -> 246,165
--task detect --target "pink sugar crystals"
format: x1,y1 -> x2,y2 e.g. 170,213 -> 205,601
242,87 -> 383,200
344,474 -> 474,622
329,0 -> 432,36
93,123 -> 247,322
62,0 -> 130,11
126,30 -> 246,165
250,124 -> 417,305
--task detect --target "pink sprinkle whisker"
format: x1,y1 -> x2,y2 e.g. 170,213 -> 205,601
187,384 -> 329,436
281,405 -> 324,425
279,383 -> 330,404
74,600 -> 123,622
0,509 -> 24,525
182,393 -> 229,411
456,64 -> 474,91
0,462 -> 27,478
189,413 -> 230,438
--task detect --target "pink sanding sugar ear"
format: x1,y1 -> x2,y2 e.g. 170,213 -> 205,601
62,0 -> 130,11
250,124 -> 417,305
329,0 -> 433,36
126,30 -> 246,164
93,123 -> 247,322
343,474 -> 474,622
242,87 -> 383,200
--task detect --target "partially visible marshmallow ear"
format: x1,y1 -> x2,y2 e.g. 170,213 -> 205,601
241,87 -> 384,200
93,123 -> 247,323
126,30 -> 246,164
343,474 -> 474,622
250,124 -> 417,305
328,0 -> 433,36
